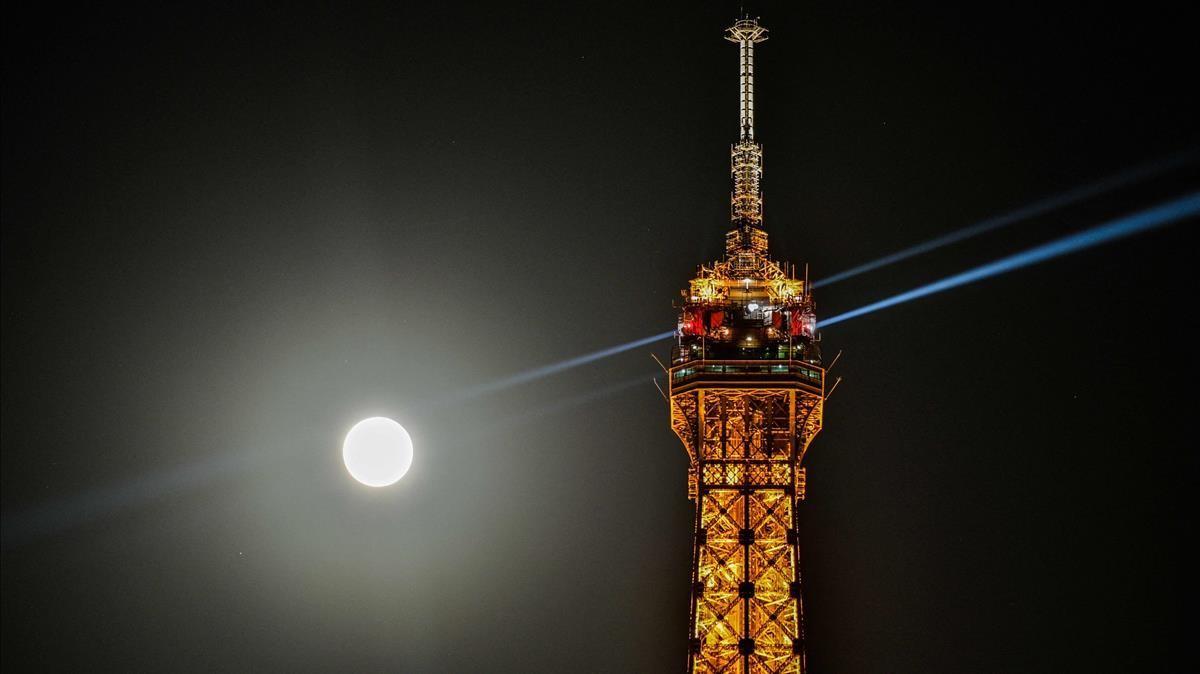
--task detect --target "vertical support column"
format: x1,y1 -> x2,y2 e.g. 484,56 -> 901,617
791,471 -> 808,673
687,390 -> 707,672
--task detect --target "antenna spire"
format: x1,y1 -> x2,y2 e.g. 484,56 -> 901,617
725,18 -> 767,141
724,18 -> 769,262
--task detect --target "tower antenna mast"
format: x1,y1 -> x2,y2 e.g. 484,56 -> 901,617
724,18 -> 769,266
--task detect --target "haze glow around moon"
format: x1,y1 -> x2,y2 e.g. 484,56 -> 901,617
342,417 -> 413,487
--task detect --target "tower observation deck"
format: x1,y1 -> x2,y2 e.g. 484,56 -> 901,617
668,17 -> 826,674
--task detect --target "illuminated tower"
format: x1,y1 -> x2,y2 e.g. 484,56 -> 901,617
668,17 -> 826,674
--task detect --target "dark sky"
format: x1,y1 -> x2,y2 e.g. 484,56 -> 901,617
3,1 -> 1198,672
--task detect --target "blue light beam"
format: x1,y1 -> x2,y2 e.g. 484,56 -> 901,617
434,155 -> 1199,401
813,152 -> 1197,289
441,330 -> 675,405
818,192 -> 1200,328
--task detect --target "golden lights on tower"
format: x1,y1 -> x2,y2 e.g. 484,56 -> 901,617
667,17 -> 828,674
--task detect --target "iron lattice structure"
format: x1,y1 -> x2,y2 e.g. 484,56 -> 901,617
668,18 -> 826,674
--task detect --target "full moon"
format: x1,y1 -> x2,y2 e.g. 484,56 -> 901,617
342,417 -> 413,487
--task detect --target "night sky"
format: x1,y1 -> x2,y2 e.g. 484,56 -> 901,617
3,2 -> 1198,672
